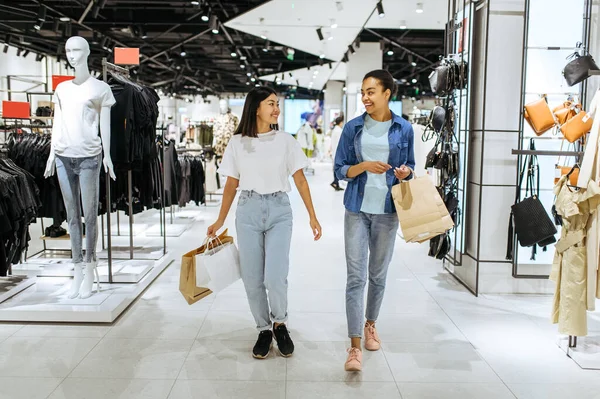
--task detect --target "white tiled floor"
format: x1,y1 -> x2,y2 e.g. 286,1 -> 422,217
2,162 -> 600,398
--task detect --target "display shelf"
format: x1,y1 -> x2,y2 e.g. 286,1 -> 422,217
40,234 -> 83,240
146,223 -> 191,237
0,276 -> 36,304
511,149 -> 583,156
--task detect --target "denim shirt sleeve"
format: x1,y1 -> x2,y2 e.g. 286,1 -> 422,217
404,124 -> 416,179
334,124 -> 356,182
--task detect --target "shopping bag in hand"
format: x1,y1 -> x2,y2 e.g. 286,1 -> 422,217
179,229 -> 231,305
391,173 -> 454,243
195,235 -> 241,293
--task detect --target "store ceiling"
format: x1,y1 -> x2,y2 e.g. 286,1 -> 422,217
0,0 -> 445,98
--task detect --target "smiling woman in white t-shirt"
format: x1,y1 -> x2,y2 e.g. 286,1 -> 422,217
207,87 -> 322,359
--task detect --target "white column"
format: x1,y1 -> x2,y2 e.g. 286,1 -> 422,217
345,43 -> 382,119
324,80 -> 344,131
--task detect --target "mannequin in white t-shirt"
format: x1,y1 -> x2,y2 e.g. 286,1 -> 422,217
44,36 -> 117,300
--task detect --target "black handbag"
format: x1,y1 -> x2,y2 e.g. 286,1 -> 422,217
563,43 -> 599,87
431,106 -> 446,133
506,140 -> 557,260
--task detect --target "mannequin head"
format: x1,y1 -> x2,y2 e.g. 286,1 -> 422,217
65,36 -> 90,69
219,98 -> 229,114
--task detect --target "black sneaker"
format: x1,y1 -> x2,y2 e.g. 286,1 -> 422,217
273,324 -> 294,357
253,330 -> 273,359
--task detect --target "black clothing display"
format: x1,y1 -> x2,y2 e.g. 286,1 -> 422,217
0,158 -> 41,276
6,133 -> 66,224
177,154 -> 206,207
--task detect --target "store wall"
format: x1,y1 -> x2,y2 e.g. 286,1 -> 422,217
0,45 -> 69,113
346,43 -> 382,118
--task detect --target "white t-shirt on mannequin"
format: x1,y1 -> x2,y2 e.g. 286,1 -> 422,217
52,78 -> 116,158
217,130 -> 308,194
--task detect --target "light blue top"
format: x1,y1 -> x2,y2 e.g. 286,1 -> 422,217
360,115 -> 392,214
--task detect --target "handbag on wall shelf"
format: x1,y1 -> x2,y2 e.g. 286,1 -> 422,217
553,101 -> 579,125
524,97 -> 556,135
563,43 -> 600,87
560,110 -> 593,143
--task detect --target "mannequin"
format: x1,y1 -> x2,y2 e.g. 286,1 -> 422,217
44,36 -> 117,299
213,98 -> 239,156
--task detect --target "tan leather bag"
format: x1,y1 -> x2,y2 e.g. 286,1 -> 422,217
560,111 -> 593,143
524,97 -> 556,135
554,165 -> 579,185
553,101 -> 579,125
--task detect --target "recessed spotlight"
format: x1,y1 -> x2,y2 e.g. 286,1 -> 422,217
412,78 -> 418,83
320,53 -> 325,59
255,83 -> 260,87
180,46 -> 187,57
246,81 -> 250,85
416,2 -> 424,13
387,48 -> 394,56
251,77 -> 256,82
191,1 -> 200,5
240,55 -> 247,60
331,19 -> 338,29
411,61 -> 417,66
240,64 -> 246,68
60,16 -> 70,22
400,20 -> 407,29
247,72 -> 252,77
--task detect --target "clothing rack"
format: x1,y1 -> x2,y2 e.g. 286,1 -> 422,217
176,147 -> 221,206
101,58 -> 167,282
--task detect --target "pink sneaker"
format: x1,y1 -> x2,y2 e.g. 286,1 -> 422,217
364,323 -> 381,351
345,347 -> 363,372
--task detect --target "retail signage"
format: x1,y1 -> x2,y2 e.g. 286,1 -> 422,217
52,75 -> 75,90
114,47 -> 140,65
2,101 -> 31,119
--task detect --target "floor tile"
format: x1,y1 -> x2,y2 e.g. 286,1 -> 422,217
289,313 -> 349,342
71,338 -> 193,379
178,340 -> 286,381
287,341 -> 394,382
376,311 -> 467,343
168,380 -> 285,399
48,378 -> 175,399
398,383 -> 516,399
288,290 -> 345,313
508,383 -> 600,399
14,324 -> 111,338
196,311 -> 258,341
107,308 -> 207,340
286,382 -> 402,399
0,377 -> 62,399
0,336 -> 99,377
383,342 -> 501,383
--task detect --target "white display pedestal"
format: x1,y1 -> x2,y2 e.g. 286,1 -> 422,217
0,276 -> 36,304
146,223 -> 191,237
558,335 -> 600,370
107,223 -> 149,236
0,256 -> 172,323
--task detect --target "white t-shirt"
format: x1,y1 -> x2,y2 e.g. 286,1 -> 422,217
330,125 -> 343,156
52,77 -> 116,158
217,130 -> 308,194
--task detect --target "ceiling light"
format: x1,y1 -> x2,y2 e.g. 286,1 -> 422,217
240,55 -> 247,61
400,20 -> 407,29
348,45 -> 355,54
377,1 -> 385,18
180,46 -> 187,57
16,48 -> 23,56
343,86 -> 347,92
316,28 -> 324,41
209,15 -> 219,34
387,48 -> 394,56
251,77 -> 256,82
247,72 -> 252,77
60,16 -> 70,22
412,78 -> 418,83
320,53 -> 325,59
230,48 -> 237,57
331,19 -> 338,29
416,2 -> 424,13
328,36 -> 334,41
191,0 -> 200,5
246,81 -> 250,85
22,50 -> 29,58
255,83 -> 261,87
34,23 -> 43,31
263,40 -> 270,52
240,64 -> 246,68
411,61 -> 417,66
36,53 -> 44,62
314,70 -> 319,75
37,5 -> 47,22
3,45 -> 8,54
140,26 -> 148,39
201,6 -> 210,21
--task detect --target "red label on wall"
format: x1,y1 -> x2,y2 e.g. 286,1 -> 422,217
114,48 -> 140,65
52,75 -> 75,90
2,101 -> 31,119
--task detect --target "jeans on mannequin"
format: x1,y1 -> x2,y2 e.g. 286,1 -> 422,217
55,154 -> 101,265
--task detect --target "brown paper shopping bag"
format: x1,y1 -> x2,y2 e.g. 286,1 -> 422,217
179,229 -> 232,305
391,175 -> 454,243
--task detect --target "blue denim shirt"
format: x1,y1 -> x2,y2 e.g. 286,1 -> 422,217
334,111 -> 416,214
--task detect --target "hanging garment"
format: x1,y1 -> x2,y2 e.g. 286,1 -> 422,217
551,175 -> 600,336
575,90 -> 600,311
205,157 -> 218,193
213,113 -> 238,156
296,123 -> 315,151
197,123 -> 214,147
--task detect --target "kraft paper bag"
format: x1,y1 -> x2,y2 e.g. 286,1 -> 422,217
391,175 -> 454,243
179,229 -> 231,305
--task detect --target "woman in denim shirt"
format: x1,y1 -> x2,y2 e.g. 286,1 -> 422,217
334,70 -> 415,372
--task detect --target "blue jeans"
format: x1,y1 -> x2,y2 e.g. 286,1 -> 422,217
345,210 -> 399,338
236,190 -> 293,331
55,154 -> 101,265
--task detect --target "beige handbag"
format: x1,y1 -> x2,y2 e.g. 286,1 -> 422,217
560,111 -> 593,143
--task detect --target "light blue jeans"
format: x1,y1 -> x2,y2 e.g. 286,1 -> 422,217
345,210 -> 399,338
236,190 -> 293,331
55,154 -> 102,265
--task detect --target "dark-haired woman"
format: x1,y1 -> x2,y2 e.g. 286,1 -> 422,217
334,70 -> 415,372
207,87 -> 322,359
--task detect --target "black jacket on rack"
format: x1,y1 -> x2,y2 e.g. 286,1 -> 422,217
0,158 -> 41,276
6,132 -> 66,224
177,154 -> 205,207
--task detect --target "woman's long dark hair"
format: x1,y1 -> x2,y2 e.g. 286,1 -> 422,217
234,87 -> 279,138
